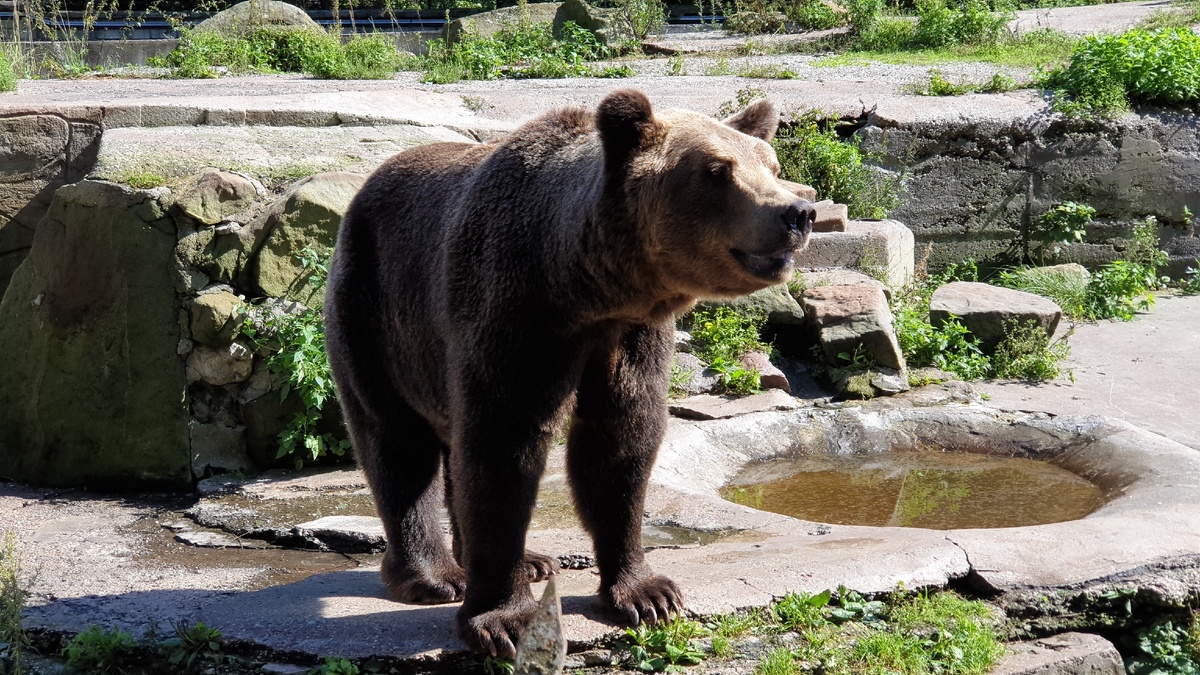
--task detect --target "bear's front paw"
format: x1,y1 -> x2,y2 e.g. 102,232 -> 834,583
381,552 -> 467,605
457,595 -> 539,659
522,550 -> 559,583
602,568 -> 685,626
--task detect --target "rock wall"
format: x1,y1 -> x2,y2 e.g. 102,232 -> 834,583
0,171 -> 361,490
861,110 -> 1200,274
0,113 -> 102,296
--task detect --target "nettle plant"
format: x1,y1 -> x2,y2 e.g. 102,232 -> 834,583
1029,200 -> 1093,264
242,246 -> 350,469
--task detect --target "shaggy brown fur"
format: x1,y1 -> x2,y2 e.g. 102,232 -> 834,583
325,89 -> 813,657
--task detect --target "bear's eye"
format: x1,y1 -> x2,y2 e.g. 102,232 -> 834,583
708,160 -> 734,181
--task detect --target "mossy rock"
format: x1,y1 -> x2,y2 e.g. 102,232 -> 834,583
445,2 -> 564,44
246,172 -> 365,307
195,0 -> 323,36
0,181 -> 191,489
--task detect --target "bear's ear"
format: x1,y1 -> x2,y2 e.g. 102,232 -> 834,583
723,99 -> 780,141
597,89 -> 664,167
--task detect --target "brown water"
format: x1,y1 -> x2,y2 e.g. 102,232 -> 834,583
722,451 -> 1108,529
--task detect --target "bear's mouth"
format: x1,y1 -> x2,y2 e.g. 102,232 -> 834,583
731,248 -> 794,280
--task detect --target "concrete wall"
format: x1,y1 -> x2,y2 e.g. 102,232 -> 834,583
860,111 -> 1200,275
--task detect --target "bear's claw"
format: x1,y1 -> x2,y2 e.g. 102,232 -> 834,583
522,550 -> 559,582
603,569 -> 685,626
457,596 -> 538,659
381,553 -> 467,605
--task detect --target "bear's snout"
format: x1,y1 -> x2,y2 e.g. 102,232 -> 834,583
783,200 -> 815,237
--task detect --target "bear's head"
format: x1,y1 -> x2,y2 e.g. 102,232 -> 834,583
597,89 -> 815,300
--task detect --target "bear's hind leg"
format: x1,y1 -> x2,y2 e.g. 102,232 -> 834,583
567,323 -> 685,625
342,391 -> 466,605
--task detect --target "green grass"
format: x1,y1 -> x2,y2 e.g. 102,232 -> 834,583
0,533 -> 27,675
155,27 -> 403,80
419,20 -> 608,83
995,265 -> 1090,318
1139,0 -> 1200,31
0,48 -> 16,92
739,63 -> 799,79
817,29 -> 1077,68
107,169 -> 170,190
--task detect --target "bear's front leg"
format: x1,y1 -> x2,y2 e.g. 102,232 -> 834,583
567,322 -> 685,625
447,351 -> 581,658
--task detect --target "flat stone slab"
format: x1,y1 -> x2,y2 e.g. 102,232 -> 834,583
668,389 -> 802,420
995,632 -> 1124,675
175,530 -> 275,549
930,281 -> 1063,351
295,516 -> 386,553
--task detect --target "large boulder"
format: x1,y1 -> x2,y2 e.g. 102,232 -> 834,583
246,172 -> 365,306
802,283 -> 905,372
172,169 -> 262,226
929,281 -> 1063,352
445,2 -> 563,43
695,283 -> 805,326
195,0 -> 322,36
553,0 -> 635,47
0,181 -> 191,489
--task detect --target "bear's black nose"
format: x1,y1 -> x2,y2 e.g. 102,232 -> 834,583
783,200 -> 816,236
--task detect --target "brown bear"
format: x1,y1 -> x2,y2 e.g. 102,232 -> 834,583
324,89 -> 814,658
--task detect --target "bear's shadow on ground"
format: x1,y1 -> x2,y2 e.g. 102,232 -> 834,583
28,568 -> 619,660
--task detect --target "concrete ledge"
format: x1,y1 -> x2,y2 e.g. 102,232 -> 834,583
796,219 -> 915,289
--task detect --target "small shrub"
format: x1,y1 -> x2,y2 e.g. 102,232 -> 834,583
64,626 -> 136,674
913,0 -> 1011,49
783,0 -> 845,29
615,0 -> 666,39
858,17 -> 917,51
666,55 -> 687,75
1084,259 -> 1157,321
991,319 -> 1071,380
773,111 -> 900,219
1040,27 -> 1200,117
844,0 -> 886,34
241,246 -> 350,468
593,63 -> 636,77
1031,201 -> 1093,263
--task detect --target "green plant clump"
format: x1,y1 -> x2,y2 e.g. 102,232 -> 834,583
1181,259 -> 1200,295
421,21 -> 607,83
241,247 -> 350,468
1040,27 -> 1200,117
309,656 -> 362,675
857,0 -> 1012,51
687,306 -> 770,396
783,0 -> 846,30
160,621 -> 223,672
991,318 -> 1071,380
1030,200 -> 1094,263
752,589 -> 1003,675
893,260 -> 993,380
64,626 -> 136,674
773,112 -> 900,219
0,533 -> 27,675
158,27 -> 403,80
1125,619 -> 1200,675
0,49 -> 16,92
621,619 -> 707,671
